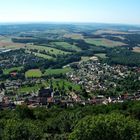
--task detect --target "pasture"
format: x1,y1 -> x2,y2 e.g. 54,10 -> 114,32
17,78 -> 81,93
3,67 -> 23,75
94,29 -> 131,35
27,44 -> 70,55
64,33 -> 83,39
44,67 -> 73,75
79,57 -> 90,63
51,79 -> 81,91
94,53 -> 107,59
17,84 -> 43,93
32,52 -> 53,59
50,42 -> 81,52
25,69 -> 42,78
85,38 -> 126,48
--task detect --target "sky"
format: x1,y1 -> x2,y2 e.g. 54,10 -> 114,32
0,0 -> 140,24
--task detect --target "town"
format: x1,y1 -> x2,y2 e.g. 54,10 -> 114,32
0,55 -> 140,110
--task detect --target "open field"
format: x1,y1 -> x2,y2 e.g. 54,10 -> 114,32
133,47 -> 140,53
64,33 -> 83,39
27,44 -> 70,55
0,36 -> 11,42
51,79 -> 81,91
17,84 -> 43,93
17,78 -> 81,93
113,35 -> 125,40
79,57 -> 90,63
32,52 -> 53,59
85,38 -> 126,48
94,29 -> 132,35
25,50 -> 53,60
94,53 -> 107,59
25,69 -> 42,78
44,29 -> 68,34
79,56 -> 100,63
44,67 -> 73,75
0,36 -> 24,49
50,42 -> 81,52
3,67 -> 23,75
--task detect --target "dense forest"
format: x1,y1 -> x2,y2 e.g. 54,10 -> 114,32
0,101 -> 140,140
105,47 -> 140,67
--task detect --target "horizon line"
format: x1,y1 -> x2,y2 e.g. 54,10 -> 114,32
0,21 -> 140,26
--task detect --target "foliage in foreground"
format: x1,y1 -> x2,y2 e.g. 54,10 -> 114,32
69,113 -> 140,140
0,101 -> 140,139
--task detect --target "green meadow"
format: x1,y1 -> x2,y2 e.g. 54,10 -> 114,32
27,44 -> 70,55
44,67 -> 73,76
85,38 -> 126,48
25,69 -> 42,78
3,67 -> 23,75
51,42 -> 81,52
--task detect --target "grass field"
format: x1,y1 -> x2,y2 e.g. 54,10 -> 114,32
51,42 -> 81,52
25,69 -> 42,78
44,67 -> 73,75
94,29 -> 131,35
27,44 -> 70,55
3,67 -> 23,75
25,50 -> 53,60
79,57 -> 90,63
17,78 -> 81,93
94,53 -> 107,59
51,79 -> 81,91
0,36 -> 11,42
17,84 -> 43,93
33,52 -> 53,59
64,33 -> 83,39
85,38 -> 126,48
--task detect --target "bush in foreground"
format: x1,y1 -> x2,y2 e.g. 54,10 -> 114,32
69,113 -> 140,140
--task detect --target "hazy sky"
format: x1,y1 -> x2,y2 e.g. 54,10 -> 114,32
0,0 -> 140,24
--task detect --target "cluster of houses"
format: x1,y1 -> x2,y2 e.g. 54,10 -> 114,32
4,79 -> 44,91
0,48 -> 43,70
0,85 -> 82,109
0,84 -> 140,109
67,60 -> 133,92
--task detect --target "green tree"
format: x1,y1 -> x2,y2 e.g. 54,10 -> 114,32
15,105 -> 34,119
128,102 -> 140,120
3,119 -> 43,140
69,113 -> 140,140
